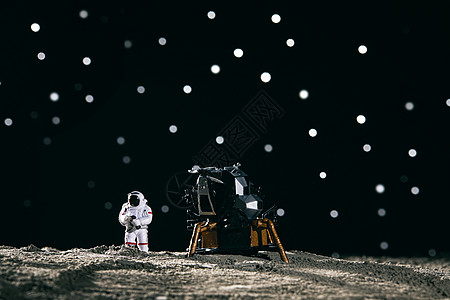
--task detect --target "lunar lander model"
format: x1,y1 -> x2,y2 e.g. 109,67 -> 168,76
183,163 -> 289,262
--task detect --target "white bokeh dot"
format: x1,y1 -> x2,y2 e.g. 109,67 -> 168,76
23,200 -> 32,208
161,205 -> 170,213
428,249 -> 437,257
104,202 -> 112,210
43,137 -> 52,145
408,149 -> 417,157
211,64 -> 220,74
87,181 -> 96,189
271,14 -> 281,23
122,156 -> 131,164
233,48 -> 243,58
319,172 -> 327,179
4,118 -> 13,126
158,37 -> 167,46
85,95 -> 94,103
51,116 -> 60,125
446,99 -> 450,107
286,39 -> 295,47
405,102 -> 414,111
380,241 -> 389,250
79,10 -> 88,19
277,208 -> 285,217
31,23 -> 40,32
356,115 -> 366,124
50,92 -> 59,102
264,144 -> 273,152
207,11 -> 216,19
411,186 -> 420,195
260,72 -> 271,83
183,85 -> 192,94
331,252 -> 339,259
82,57 -> 91,65
37,52 -> 46,60
137,86 -> 145,94
124,40 -> 132,49
358,45 -> 368,54
363,144 -> 372,152
377,208 -> 386,217
375,184 -> 385,194
216,136 -> 224,144
299,89 -> 309,99
308,128 -> 317,137
330,210 -> 338,218
116,136 -> 125,145
169,125 -> 178,133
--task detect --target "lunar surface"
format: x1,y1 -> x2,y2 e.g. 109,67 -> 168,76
0,245 -> 449,299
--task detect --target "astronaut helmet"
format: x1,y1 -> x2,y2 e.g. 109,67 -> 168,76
128,191 -> 144,206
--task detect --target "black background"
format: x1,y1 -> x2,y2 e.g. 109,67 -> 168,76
1,1 -> 449,257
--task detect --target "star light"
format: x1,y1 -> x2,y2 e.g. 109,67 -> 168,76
276,208 -> 285,217
320,172 -> 327,179
299,89 -> 309,99
330,210 -> 338,218
122,156 -> 131,164
377,208 -> 386,217
116,136 -> 125,145
286,39 -> 295,47
124,40 -> 132,49
363,144 -> 371,152
207,11 -> 216,19
356,115 -> 366,124
408,149 -> 417,157
43,137 -> 52,145
375,184 -> 385,194
158,37 -> 167,46
271,14 -> 281,23
85,95 -> 94,103
264,144 -> 273,152
79,10 -> 88,19
183,85 -> 192,94
169,125 -> 178,133
216,136 -> 224,144
380,241 -> 389,250
405,102 -> 414,111
260,72 -> 271,83
211,64 -> 220,74
51,116 -> 60,125
4,118 -> 13,126
161,205 -> 170,213
82,57 -> 91,65
37,52 -> 46,60
233,48 -> 243,58
137,86 -> 145,94
358,45 -> 367,54
309,128 -> 317,137
31,23 -> 40,32
50,92 -> 59,102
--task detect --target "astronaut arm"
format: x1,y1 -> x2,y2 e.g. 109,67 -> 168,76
118,205 -> 132,226
132,207 -> 153,226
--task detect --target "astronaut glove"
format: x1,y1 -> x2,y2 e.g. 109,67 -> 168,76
132,218 -> 141,227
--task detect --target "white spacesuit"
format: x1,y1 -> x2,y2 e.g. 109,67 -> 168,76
118,191 -> 153,252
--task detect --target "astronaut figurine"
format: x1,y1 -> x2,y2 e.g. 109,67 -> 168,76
118,191 -> 153,252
